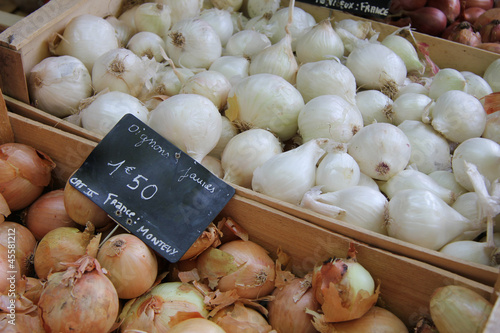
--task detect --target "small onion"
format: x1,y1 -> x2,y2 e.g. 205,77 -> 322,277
0,143 -> 56,211
24,189 -> 80,241
38,255 -> 119,333
179,70 -> 232,110
355,90 -> 394,125
197,239 -> 276,299
267,6 -> 316,50
97,234 -> 158,299
224,29 -> 272,59
315,144 -> 361,192
28,55 -> 92,118
245,0 -> 280,18
209,55 -> 250,85
208,115 -> 239,160
126,31 -> 167,62
199,8 -> 234,47
34,225 -> 99,280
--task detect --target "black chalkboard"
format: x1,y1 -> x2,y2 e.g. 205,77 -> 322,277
70,114 -> 235,262
299,0 -> 391,17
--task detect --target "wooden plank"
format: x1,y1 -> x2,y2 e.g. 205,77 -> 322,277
0,90 -> 14,143
4,94 -> 103,142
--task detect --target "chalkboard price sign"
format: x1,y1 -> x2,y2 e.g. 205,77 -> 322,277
299,0 -> 391,17
70,114 -> 235,262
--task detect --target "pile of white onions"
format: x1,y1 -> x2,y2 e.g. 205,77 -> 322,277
26,0 -> 500,270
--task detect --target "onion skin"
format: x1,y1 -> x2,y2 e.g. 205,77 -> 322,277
24,188 -> 80,241
0,244 -> 21,295
430,285 -> 492,333
267,277 -> 320,333
97,233 -> 158,299
211,301 -> 273,332
180,223 -> 221,261
38,256 -> 119,333
0,221 -> 36,276
0,143 -> 56,211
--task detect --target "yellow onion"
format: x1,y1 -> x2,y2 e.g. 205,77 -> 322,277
37,255 -> 120,333
430,285 -> 493,333
0,310 -> 45,333
211,301 -> 273,332
119,281 -> 208,332
34,224 -> 100,280
0,193 -> 10,223
0,244 -> 21,295
181,222 -> 221,261
267,276 -> 320,333
97,233 -> 158,299
308,306 -> 409,332
24,188 -> 80,240
197,239 -> 276,299
169,317 -> 226,333
0,143 -> 56,211
0,221 -> 37,276
310,243 -> 379,323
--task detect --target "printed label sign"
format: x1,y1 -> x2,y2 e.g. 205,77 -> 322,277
299,0 -> 391,17
70,114 -> 235,262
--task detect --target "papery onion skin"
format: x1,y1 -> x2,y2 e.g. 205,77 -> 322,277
212,301 -> 273,332
0,221 -> 36,276
119,281 -> 209,333
63,175 -> 113,229
38,256 -> 119,333
24,189 -> 80,241
0,244 -> 21,295
97,234 -> 158,299
267,277 -> 320,333
0,143 -> 56,211
430,285 -> 492,333
197,239 -> 276,299
34,226 -> 97,280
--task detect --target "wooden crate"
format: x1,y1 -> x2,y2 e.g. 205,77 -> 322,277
0,93 -> 498,331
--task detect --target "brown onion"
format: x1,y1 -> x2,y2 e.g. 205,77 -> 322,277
430,285 -> 492,333
119,281 -> 208,332
34,224 -> 99,280
97,233 -> 158,299
63,174 -> 112,229
427,0 -> 462,22
24,188 -> 80,240
466,0 -> 494,9
464,7 -> 487,23
0,244 -> 21,295
211,302 -> 273,332
406,7 -> 449,36
480,19 -> 500,41
473,7 -> 500,30
38,255 -> 120,333
0,221 -> 36,276
170,318 -> 226,333
0,143 -> 56,211
308,306 -> 408,332
267,276 -> 320,333
197,239 -> 276,299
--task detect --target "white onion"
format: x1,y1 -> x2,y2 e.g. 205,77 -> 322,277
316,144 -> 360,192
224,29 -> 272,59
252,138 -> 326,205
208,55 -> 250,85
244,13 -> 273,35
296,59 -> 357,104
333,19 -> 377,40
396,81 -> 429,97
199,8 -> 234,47
50,14 -> 119,72
201,155 -> 224,178
301,186 -> 388,234
157,0 -> 202,26
117,6 -> 138,35
439,240 -> 496,266
152,66 -> 196,97
425,90 -> 486,143
221,128 -> 282,188
106,15 -> 135,47
126,31 -> 166,62
346,42 -> 407,93
133,2 -> 172,37
355,90 -> 393,125
165,18 -> 222,69
210,0 -> 243,12
209,115 -> 238,160
298,95 -> 363,143
80,91 -> 149,136
428,68 -> 466,100
483,111 -> 500,144
462,71 -> 493,105
452,192 -> 500,228
483,58 -> 500,92
28,55 -> 92,118
267,6 -> 316,50
451,137 -> 500,192
245,0 -> 280,18
387,189 -> 483,250
225,73 -> 304,141
179,70 -> 232,110
381,32 -> 424,74
295,19 -> 344,64
92,48 -> 149,98
397,120 -> 452,174
391,93 -> 434,126
428,170 -> 468,197
347,123 -> 411,181
148,94 -> 222,162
